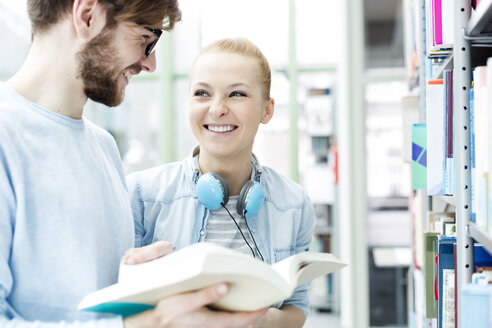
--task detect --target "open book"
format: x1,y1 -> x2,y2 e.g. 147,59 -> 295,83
78,242 -> 346,317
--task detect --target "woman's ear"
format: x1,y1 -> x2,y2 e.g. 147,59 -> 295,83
261,98 -> 275,124
72,0 -> 107,39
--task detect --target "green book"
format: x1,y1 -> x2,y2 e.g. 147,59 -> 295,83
423,232 -> 439,318
412,124 -> 427,189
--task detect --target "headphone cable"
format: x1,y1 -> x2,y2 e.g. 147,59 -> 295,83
243,215 -> 265,261
222,204 -> 258,260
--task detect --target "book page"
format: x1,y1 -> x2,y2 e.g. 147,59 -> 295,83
271,252 -> 346,288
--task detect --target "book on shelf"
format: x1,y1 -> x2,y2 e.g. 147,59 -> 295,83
471,270 -> 492,285
461,284 -> 492,328
77,242 -> 346,317
403,95 -> 420,163
436,235 -> 455,328
453,243 -> 492,327
472,65 -> 490,231
412,123 -> 427,189
443,69 -> 454,196
426,79 -> 446,196
441,269 -> 455,328
439,0 -> 454,48
428,212 -> 456,236
423,232 -> 439,318
425,0 -> 454,55
487,58 -> 492,233
474,244 -> 492,269
431,0 -> 442,46
470,86 -> 477,224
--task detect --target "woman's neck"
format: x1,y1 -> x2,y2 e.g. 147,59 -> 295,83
198,152 -> 253,196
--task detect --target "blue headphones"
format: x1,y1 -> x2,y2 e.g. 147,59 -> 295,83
194,153 -> 265,218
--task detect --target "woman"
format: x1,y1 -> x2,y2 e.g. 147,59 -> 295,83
126,38 -> 316,328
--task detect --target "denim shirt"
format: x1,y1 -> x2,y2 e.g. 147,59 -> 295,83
126,151 -> 316,317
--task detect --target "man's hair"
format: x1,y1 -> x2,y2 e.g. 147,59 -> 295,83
27,0 -> 181,35
197,38 -> 272,100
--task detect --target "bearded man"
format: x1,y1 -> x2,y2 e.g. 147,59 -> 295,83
0,1 -> 265,327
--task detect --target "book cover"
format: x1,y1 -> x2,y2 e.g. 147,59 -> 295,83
487,58 -> 492,232
77,242 -> 346,317
426,79 -> 446,195
441,0 -> 454,46
474,244 -> 492,268
441,269 -> 455,328
443,69 -> 454,196
453,243 -> 492,326
431,0 -> 443,46
473,66 -> 488,229
436,235 -> 455,328
470,87 -> 476,223
423,232 -> 439,318
412,124 -> 427,189
462,284 -> 492,328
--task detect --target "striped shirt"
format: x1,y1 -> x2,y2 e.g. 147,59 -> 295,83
204,196 -> 260,259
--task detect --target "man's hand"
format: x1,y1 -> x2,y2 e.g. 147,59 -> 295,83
123,283 -> 268,328
121,241 -> 173,265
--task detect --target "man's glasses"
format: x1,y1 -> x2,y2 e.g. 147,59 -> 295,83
145,28 -> 163,57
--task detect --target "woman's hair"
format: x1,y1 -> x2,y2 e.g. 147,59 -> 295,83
27,0 -> 181,35
197,38 -> 272,100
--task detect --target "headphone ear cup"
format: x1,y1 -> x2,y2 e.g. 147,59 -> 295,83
196,172 -> 229,210
237,180 -> 264,218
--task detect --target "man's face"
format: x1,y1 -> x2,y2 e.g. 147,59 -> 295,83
77,24 -> 158,107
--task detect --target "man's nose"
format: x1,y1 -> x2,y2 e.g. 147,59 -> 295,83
138,51 -> 157,73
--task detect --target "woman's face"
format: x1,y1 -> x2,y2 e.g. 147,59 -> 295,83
188,52 -> 273,160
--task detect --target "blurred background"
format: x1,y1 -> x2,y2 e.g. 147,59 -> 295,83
0,0 -> 411,327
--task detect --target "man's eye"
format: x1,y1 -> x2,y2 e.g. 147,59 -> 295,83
194,90 -> 209,97
230,91 -> 247,97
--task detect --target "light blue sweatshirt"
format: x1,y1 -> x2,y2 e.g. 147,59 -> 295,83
0,82 -> 133,327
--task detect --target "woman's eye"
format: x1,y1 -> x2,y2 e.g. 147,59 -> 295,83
194,90 -> 209,97
230,91 -> 247,97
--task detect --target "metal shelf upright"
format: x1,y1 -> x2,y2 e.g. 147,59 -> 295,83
453,2 -> 473,327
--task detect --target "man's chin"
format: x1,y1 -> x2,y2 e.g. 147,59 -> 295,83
87,91 -> 124,107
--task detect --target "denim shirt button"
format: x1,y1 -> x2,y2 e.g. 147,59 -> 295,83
251,229 -> 255,233
199,230 -> 205,236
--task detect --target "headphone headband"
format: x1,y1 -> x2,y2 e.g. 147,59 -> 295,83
191,146 -> 263,184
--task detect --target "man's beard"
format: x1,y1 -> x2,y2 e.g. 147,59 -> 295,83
77,28 -> 141,107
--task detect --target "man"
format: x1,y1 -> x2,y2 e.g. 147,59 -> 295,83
0,0 -> 265,327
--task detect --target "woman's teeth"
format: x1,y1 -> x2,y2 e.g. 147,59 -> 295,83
207,125 -> 236,132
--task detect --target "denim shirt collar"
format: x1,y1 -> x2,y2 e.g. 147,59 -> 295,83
187,146 -> 263,186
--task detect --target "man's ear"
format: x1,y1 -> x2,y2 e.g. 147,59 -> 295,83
261,98 -> 275,124
72,0 -> 107,39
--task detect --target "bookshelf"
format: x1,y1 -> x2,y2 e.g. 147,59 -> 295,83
456,2 -> 492,327
468,223 -> 492,254
302,87 -> 339,313
466,0 -> 492,36
406,0 -> 492,327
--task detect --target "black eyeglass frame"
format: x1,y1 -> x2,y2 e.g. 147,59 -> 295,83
145,28 -> 163,57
